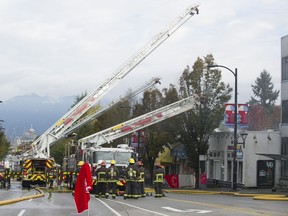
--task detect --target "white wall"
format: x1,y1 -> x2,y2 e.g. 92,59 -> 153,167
207,130 -> 281,187
243,131 -> 281,187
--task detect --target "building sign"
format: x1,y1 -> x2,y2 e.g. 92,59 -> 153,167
257,160 -> 275,187
224,103 -> 248,128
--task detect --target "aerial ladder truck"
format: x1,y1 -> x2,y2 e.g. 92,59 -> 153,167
72,95 -> 196,193
21,4 -> 199,188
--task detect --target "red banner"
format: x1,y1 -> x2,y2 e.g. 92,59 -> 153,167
224,103 -> 248,128
165,175 -> 179,188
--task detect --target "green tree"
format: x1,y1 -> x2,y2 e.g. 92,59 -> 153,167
175,54 -> 232,188
0,131 -> 10,160
133,89 -> 174,185
249,70 -> 279,113
248,70 -> 280,130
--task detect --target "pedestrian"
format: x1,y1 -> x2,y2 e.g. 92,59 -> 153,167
105,160 -> 119,199
95,161 -> 107,198
123,158 -> 139,199
153,162 -> 164,198
137,160 -> 146,197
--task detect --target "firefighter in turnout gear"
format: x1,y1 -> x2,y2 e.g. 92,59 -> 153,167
123,158 -> 139,199
137,160 -> 146,197
105,160 -> 119,199
153,162 -> 165,198
95,161 -> 107,198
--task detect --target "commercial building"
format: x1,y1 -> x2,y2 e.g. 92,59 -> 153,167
280,35 -> 288,186
206,35 -> 288,188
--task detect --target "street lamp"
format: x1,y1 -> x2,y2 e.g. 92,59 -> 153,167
207,64 -> 238,190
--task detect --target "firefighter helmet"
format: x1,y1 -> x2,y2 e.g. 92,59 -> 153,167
101,161 -> 106,166
129,158 -> 135,164
77,161 -> 85,166
110,160 -> 116,165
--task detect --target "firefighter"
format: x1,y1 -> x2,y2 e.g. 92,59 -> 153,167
49,174 -> 54,188
153,162 -> 165,198
137,160 -> 146,197
123,158 -> 139,199
95,161 -> 107,198
0,172 -> 4,189
105,160 -> 119,199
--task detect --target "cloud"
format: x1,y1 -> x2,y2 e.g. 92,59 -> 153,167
0,0 -> 286,105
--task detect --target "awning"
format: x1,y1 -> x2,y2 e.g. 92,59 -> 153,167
256,153 -> 288,161
157,147 -> 174,164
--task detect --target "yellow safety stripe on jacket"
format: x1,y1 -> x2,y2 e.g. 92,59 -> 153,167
97,172 -> 106,182
139,172 -> 145,181
127,169 -> 137,181
155,173 -> 164,182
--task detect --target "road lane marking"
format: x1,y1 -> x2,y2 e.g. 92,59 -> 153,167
95,198 -> 122,216
108,199 -> 169,216
164,197 -> 285,216
18,209 -> 25,216
162,207 -> 211,213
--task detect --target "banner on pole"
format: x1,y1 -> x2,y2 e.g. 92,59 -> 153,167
224,103 -> 248,128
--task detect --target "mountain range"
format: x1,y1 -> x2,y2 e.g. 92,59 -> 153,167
0,94 -> 75,141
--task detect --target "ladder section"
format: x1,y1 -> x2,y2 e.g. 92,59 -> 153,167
79,96 -> 195,148
62,77 -> 161,137
30,4 -> 199,158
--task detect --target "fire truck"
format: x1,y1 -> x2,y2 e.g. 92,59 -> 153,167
75,95 -> 196,193
21,158 -> 55,188
21,5 -> 199,188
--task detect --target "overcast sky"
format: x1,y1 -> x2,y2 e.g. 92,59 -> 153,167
0,0 -> 287,105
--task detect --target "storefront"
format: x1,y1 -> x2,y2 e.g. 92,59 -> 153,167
206,130 -> 281,188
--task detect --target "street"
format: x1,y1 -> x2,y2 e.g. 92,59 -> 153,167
0,182 -> 287,216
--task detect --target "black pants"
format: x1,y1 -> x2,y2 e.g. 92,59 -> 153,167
124,181 -> 137,198
154,182 -> 163,197
106,181 -> 117,197
138,181 -> 145,197
96,182 -> 107,197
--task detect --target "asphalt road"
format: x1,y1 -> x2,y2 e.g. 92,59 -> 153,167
0,182 -> 287,216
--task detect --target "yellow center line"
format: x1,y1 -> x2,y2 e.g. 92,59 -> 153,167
164,197 -> 287,216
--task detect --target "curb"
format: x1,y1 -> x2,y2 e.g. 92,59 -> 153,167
253,195 -> 288,201
0,188 -> 45,206
144,188 -> 288,201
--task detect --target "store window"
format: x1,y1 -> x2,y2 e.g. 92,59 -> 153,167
282,56 -> 288,81
209,160 -> 214,178
238,161 -> 243,183
227,161 -> 232,181
282,100 -> 288,124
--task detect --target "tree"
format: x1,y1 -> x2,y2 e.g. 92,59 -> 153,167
174,54 -> 232,188
249,70 -> 279,113
0,131 -> 10,161
133,89 -> 174,185
248,70 -> 280,130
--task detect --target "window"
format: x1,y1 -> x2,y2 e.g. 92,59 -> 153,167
282,100 -> 288,124
282,56 -> 288,81
281,137 -> 288,179
238,161 -> 243,183
227,161 -> 232,181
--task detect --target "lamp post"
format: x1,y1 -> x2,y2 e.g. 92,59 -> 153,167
207,64 -> 238,190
